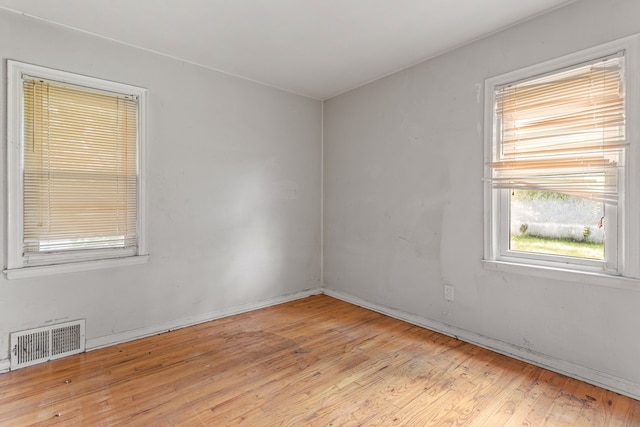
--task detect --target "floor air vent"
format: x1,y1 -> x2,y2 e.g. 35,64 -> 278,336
10,320 -> 85,370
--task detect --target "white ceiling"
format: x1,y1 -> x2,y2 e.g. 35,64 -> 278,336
0,0 -> 575,100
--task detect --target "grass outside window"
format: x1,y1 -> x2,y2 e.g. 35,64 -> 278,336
510,234 -> 604,260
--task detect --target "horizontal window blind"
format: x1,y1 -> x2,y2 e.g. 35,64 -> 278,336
22,77 -> 138,256
488,54 -> 626,204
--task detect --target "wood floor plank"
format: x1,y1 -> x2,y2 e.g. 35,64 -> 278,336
0,294 -> 638,426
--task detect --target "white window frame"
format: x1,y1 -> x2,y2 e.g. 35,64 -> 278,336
6,61 -> 148,279
483,35 -> 640,285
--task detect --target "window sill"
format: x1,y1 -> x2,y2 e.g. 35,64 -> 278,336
4,255 -> 149,280
482,259 -> 640,292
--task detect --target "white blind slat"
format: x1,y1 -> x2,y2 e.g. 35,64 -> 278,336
23,78 -> 138,255
488,54 -> 626,203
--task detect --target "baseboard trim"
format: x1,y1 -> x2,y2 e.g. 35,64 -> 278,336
86,287 -> 323,352
323,288 -> 640,401
0,359 -> 10,374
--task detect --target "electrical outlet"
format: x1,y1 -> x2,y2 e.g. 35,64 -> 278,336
444,284 -> 455,302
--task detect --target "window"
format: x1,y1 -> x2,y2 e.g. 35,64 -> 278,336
7,61 -> 147,277
484,35 -> 640,280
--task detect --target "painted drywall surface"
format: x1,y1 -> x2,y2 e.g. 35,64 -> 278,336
0,10 -> 321,362
324,0 -> 640,386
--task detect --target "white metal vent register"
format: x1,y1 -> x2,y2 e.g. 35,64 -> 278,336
10,320 -> 85,369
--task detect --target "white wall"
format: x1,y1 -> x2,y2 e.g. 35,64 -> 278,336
0,10 -> 322,365
324,0 -> 640,398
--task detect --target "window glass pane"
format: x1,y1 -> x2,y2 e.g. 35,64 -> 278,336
37,236 -> 127,252
509,190 -> 604,260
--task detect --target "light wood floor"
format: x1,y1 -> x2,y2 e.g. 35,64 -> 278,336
0,295 -> 638,426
